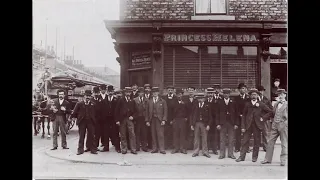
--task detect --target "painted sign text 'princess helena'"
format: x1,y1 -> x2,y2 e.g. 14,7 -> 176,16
163,33 -> 259,43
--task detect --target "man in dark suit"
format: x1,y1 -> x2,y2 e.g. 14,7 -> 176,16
234,83 -> 250,152
236,88 -> 273,163
171,88 -> 188,154
115,89 -> 123,99
191,93 -> 212,158
100,85 -> 120,152
146,87 -> 168,154
144,84 -> 152,100
133,87 -> 149,152
71,90 -> 98,155
185,86 -> 198,150
130,84 -> 139,99
98,84 -> 108,147
271,78 -> 281,102
50,89 -> 71,150
216,88 -> 237,159
143,84 -> 153,149
206,87 -> 219,155
115,87 -> 138,154
257,85 -> 273,152
163,85 -> 176,149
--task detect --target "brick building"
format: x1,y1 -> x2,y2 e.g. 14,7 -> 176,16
105,0 -> 287,98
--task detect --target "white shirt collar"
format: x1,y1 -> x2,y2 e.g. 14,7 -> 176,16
59,99 -> 64,105
199,102 -> 204,108
108,95 -> 113,101
251,99 -> 257,105
101,93 -> 106,99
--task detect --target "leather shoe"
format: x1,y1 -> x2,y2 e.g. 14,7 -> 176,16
131,151 -> 138,154
91,151 -> 98,154
142,148 -> 148,152
136,148 -> 140,152
121,151 -> 127,154
62,147 -> 69,150
180,150 -> 187,154
212,150 -> 218,155
151,150 -> 158,153
218,156 -> 225,159
84,149 -> 90,152
192,153 -> 198,157
261,160 -> 271,164
252,158 -> 257,162
236,158 -> 244,162
101,148 -> 109,152
171,149 -> 179,154
228,155 -> 236,159
160,151 -> 166,154
50,147 -> 57,150
234,149 -> 240,153
203,154 -> 211,158
77,151 -> 84,155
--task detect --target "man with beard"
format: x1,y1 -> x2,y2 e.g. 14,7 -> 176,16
146,87 -> 168,154
234,83 -> 250,153
115,87 -> 138,154
98,84 -> 108,147
101,85 -> 120,152
143,84 -> 153,149
89,86 -> 102,152
50,89 -> 71,150
236,88 -> 273,163
261,89 -> 288,166
71,90 -> 98,155
185,86 -> 198,150
130,84 -> 139,99
191,93 -> 212,158
134,87 -> 149,152
163,86 -> 176,149
257,85 -> 273,152
216,88 -> 237,159
171,88 -> 188,154
206,87 -> 219,155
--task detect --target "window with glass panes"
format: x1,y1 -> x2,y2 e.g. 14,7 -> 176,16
195,0 -> 227,14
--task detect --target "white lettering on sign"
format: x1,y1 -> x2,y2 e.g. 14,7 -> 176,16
270,59 -> 287,63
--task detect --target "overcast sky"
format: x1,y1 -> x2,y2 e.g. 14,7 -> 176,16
33,0 -> 120,73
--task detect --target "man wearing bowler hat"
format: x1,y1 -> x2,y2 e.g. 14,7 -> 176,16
206,87 -> 219,155
236,88 -> 273,163
257,85 -> 273,152
71,90 -> 98,155
146,87 -> 168,154
87,86 -> 101,152
191,93 -> 212,158
234,83 -> 250,152
171,88 -> 188,154
115,87 -> 138,154
261,89 -> 288,166
163,85 -> 177,149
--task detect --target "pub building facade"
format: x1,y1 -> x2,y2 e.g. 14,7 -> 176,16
105,0 -> 287,99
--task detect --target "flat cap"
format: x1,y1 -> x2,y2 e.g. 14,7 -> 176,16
124,87 -> 133,92
175,88 -> 184,94
257,85 -> 266,91
274,78 -> 280,82
276,89 -> 287,94
166,85 -> 174,89
152,87 -> 160,92
238,83 -> 247,89
144,84 -> 151,88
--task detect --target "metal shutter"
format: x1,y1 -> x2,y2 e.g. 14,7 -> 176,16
201,46 -> 221,88
164,46 -> 174,87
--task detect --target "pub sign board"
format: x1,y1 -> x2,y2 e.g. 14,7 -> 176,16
131,51 -> 152,68
163,33 -> 260,44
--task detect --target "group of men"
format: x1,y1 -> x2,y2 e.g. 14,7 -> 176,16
44,82 -> 287,166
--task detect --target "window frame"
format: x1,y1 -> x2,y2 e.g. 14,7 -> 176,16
194,0 -> 228,15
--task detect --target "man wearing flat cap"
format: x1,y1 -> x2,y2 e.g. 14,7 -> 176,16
236,88 -> 273,163
146,87 -> 168,154
133,87 -> 149,152
164,85 -> 177,149
216,88 -> 237,159
206,87 -> 219,155
171,88 -> 188,154
261,89 -> 287,166
71,90 -> 98,155
257,85 -> 273,152
234,83 -> 250,152
191,93 -> 212,158
115,87 -> 138,154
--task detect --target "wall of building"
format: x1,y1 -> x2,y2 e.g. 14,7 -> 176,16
120,0 -> 287,21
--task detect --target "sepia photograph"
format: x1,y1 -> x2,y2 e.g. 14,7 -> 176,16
32,0 -> 287,179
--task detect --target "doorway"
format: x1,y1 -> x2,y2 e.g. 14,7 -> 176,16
129,70 -> 152,87
270,63 -> 287,90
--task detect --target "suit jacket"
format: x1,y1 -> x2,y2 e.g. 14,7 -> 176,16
130,91 -> 139,99
173,99 -> 188,119
260,95 -> 273,118
163,94 -> 177,121
184,96 -> 198,126
91,96 -> 102,121
115,96 -> 137,122
71,101 -> 97,125
191,101 -> 213,127
99,95 -> 118,123
134,96 -> 149,120
241,100 -> 273,130
234,94 -> 250,117
206,98 -> 217,126
144,93 -> 152,100
50,98 -> 71,122
216,98 -> 237,126
272,101 -> 288,123
147,96 -> 168,122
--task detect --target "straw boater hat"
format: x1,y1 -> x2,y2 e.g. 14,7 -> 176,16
144,84 -> 151,89
206,87 -> 215,93
276,89 -> 287,95
248,88 -> 260,95
222,88 -> 231,94
124,87 -> 133,92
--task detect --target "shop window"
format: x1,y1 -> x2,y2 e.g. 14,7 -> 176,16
195,0 -> 227,15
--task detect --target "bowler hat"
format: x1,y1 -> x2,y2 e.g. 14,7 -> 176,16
124,87 -> 132,92
257,85 -> 266,91
276,89 -> 287,94
274,78 -> 280,82
248,88 -> 260,95
107,85 -> 114,91
100,84 -> 107,90
93,86 -> 100,93
175,88 -> 184,94
152,87 -> 160,92
222,88 -> 231,94
84,90 -> 92,96
238,83 -> 247,89
206,87 -> 215,93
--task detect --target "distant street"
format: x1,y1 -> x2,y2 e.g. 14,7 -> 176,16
33,124 -> 287,179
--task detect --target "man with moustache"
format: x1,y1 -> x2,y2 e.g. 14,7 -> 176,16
144,84 -> 152,100
191,93 -> 212,158
206,87 -> 219,155
163,86 -> 177,150
185,86 -> 198,150
171,88 -> 188,154
216,88 -> 237,159
130,84 -> 139,99
261,89 -> 288,166
236,88 -> 273,163
143,84 -> 153,149
257,85 -> 273,152
89,86 -> 102,152
101,85 -> 120,152
146,87 -> 168,154
71,90 -> 98,155
134,87 -> 149,152
115,89 -> 123,99
115,87 -> 138,154
50,89 -> 71,150
234,83 -> 250,153
98,84 -> 108,147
